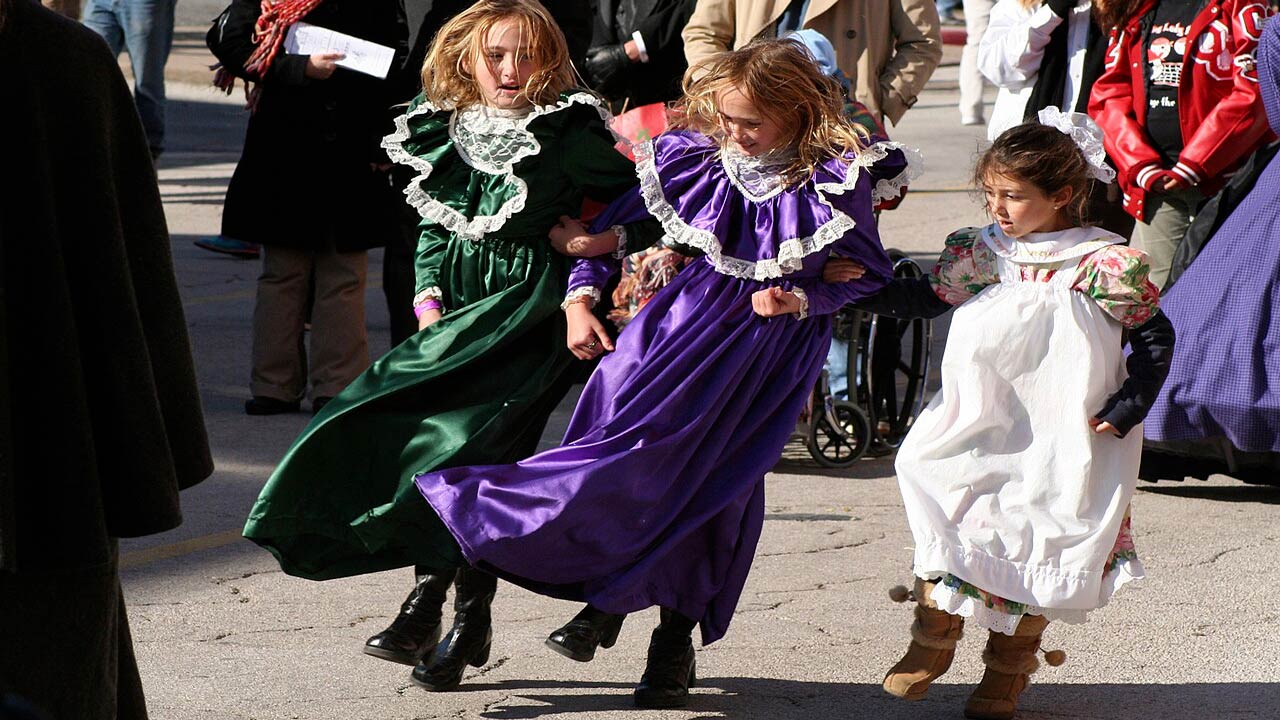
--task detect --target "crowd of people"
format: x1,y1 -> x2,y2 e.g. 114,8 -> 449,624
4,0 -> 1280,718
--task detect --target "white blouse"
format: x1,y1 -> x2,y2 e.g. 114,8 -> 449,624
978,0 -> 1094,140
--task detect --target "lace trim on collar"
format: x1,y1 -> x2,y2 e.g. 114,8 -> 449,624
979,224 -> 1125,264
720,147 -> 796,202
634,139 -> 920,281
381,92 -> 622,241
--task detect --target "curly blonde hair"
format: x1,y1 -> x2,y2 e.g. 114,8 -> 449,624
421,0 -> 574,109
673,39 -> 867,187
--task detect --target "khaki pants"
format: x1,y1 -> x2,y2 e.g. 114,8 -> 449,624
1130,187 -> 1203,291
251,244 -> 369,403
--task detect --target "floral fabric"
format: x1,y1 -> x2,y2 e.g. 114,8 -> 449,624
928,226 -> 1161,328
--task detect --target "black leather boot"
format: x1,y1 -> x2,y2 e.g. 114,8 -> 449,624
634,609 -> 697,709
545,604 -> 626,662
363,569 -> 456,665
411,567 -> 497,691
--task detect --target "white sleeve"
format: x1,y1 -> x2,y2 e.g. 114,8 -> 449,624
977,0 -> 1065,91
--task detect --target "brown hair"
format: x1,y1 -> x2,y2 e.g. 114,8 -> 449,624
1093,0 -> 1148,32
421,0 -> 574,109
975,123 -> 1093,226
673,39 -> 867,187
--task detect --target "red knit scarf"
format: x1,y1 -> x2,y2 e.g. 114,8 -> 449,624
213,0 -> 326,110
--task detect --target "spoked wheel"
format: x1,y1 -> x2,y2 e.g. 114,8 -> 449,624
806,400 -> 872,468
865,252 -> 933,449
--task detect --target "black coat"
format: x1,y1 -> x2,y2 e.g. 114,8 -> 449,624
0,0 -> 212,573
210,0 -> 405,252
590,0 -> 694,106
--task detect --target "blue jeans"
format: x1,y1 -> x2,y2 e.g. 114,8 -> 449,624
83,0 -> 177,155
826,338 -> 849,400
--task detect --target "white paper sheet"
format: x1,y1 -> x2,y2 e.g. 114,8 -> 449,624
283,22 -> 395,80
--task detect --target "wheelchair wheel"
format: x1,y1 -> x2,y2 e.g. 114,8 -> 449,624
806,400 -> 872,468
865,252 -> 933,448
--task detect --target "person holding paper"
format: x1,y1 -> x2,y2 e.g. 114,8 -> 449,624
207,0 -> 405,416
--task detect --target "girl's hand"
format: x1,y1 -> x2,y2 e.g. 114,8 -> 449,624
550,216 -> 618,257
565,303 -> 614,359
822,256 -> 867,284
418,308 -> 443,330
751,287 -> 803,318
305,52 -> 345,80
1088,417 -> 1121,437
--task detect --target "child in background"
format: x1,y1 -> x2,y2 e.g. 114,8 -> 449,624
243,0 -> 658,693
850,110 -> 1174,719
413,40 -> 914,708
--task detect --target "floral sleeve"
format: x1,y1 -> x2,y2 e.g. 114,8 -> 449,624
928,227 -> 1000,305
1073,245 -> 1160,328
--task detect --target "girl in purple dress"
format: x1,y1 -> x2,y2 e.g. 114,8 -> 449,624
413,39 -> 916,707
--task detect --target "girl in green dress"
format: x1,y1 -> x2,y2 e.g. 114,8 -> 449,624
242,0 -> 655,691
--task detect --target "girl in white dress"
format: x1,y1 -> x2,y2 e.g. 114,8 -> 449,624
846,109 -> 1175,720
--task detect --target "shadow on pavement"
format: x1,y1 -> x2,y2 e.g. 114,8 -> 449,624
1139,482 -> 1280,504
468,678 -> 1280,719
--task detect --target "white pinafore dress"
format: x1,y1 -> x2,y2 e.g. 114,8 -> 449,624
895,229 -> 1145,632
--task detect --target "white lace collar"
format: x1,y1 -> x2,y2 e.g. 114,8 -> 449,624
980,224 -> 1125,263
720,146 -> 797,202
633,138 -> 922,281
450,105 -> 540,175
381,92 -> 620,241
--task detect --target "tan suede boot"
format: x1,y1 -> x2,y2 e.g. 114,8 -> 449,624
964,614 -> 1064,720
882,578 -> 965,701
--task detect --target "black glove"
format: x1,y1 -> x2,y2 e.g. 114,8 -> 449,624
1046,0 -> 1076,18
584,44 -> 631,95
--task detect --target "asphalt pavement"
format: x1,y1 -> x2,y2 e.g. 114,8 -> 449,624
116,35 -> 1280,720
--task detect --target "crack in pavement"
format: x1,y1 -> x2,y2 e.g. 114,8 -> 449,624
471,656 -> 510,677
212,569 -> 282,585
756,534 -> 884,558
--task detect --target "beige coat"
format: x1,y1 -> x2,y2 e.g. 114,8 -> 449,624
682,0 -> 943,125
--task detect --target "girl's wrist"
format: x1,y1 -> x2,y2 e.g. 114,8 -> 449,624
561,287 -> 601,311
610,225 -> 628,259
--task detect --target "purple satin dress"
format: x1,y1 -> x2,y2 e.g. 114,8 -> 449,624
415,131 -> 911,643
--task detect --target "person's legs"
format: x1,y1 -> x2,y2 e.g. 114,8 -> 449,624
826,338 -> 850,400
411,567 -> 498,691
308,245 -> 369,405
545,604 -> 627,662
1130,188 -> 1200,290
959,0 -> 994,124
117,0 -> 177,157
82,0 -> 125,56
634,608 -> 698,708
883,577 -> 965,700
965,614 -> 1055,720
250,245 -> 312,406
363,569 -> 457,665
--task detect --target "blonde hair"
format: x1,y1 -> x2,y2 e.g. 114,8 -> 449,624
421,0 -> 574,109
674,39 -> 867,187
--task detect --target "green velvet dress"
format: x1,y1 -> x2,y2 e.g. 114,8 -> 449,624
243,92 -> 649,580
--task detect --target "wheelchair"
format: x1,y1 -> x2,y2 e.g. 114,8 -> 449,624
797,250 -> 933,468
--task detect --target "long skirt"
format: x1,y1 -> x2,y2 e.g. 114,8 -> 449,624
243,236 -> 577,579
417,261 -> 832,643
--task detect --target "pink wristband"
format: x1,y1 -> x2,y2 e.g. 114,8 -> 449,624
413,299 -> 443,318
